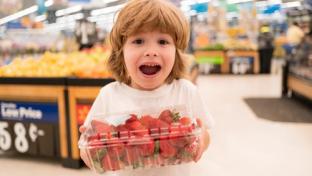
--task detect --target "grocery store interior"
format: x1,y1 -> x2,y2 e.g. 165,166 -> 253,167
0,0 -> 311,176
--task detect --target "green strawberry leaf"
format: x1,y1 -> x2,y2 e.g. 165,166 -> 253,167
171,111 -> 181,122
154,140 -> 160,155
92,158 -> 104,173
97,148 -> 107,159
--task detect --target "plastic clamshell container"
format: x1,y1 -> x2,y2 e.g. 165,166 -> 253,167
78,108 -> 202,174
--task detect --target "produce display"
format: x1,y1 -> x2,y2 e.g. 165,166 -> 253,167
196,43 -> 225,51
79,109 -> 202,173
223,39 -> 258,51
289,66 -> 312,82
0,47 -> 112,78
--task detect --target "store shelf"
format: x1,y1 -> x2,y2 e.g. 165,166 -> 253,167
288,74 -> 312,100
67,77 -> 114,86
0,77 -> 66,85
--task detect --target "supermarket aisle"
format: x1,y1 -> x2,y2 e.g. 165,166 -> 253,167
1,74 -> 312,176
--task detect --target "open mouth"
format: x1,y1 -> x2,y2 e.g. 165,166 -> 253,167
139,64 -> 161,76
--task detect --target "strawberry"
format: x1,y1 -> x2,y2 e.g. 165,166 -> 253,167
101,153 -> 121,171
91,120 -> 113,133
125,114 -> 139,124
168,123 -> 189,148
178,138 -> 200,162
159,140 -> 177,158
139,138 -> 155,157
159,109 -> 181,124
116,124 -> 129,138
126,121 -> 148,137
139,115 -> 154,128
106,138 -> 126,160
125,145 -> 142,168
149,119 -> 169,136
179,117 -> 192,126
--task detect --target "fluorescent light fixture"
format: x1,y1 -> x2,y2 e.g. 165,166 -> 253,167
56,13 -> 84,23
197,0 -> 211,3
180,0 -> 197,6
227,0 -> 253,4
180,5 -> 191,12
91,4 -> 125,16
44,21 -> 76,31
0,0 -> 53,26
102,0 -> 119,4
282,1 -> 301,8
45,0 -> 54,7
88,14 -> 115,22
35,14 -> 47,22
255,1 -> 267,7
0,5 -> 38,25
55,5 -> 82,17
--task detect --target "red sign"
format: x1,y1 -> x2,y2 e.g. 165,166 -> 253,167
76,104 -> 91,125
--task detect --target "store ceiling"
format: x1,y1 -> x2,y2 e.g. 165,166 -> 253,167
0,0 -> 306,20
0,0 -> 124,19
0,0 -> 36,18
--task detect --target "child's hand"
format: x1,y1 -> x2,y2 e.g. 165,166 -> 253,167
79,125 -> 91,168
194,118 -> 210,162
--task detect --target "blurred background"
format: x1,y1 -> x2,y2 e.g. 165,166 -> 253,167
0,0 -> 311,176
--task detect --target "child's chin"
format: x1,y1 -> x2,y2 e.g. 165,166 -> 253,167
135,81 -> 164,91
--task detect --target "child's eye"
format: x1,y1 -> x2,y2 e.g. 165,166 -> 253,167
158,39 -> 169,45
132,39 -> 144,44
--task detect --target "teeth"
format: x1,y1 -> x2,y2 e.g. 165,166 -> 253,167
143,63 -> 159,67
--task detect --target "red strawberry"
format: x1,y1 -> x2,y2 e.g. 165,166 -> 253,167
91,120 -> 113,133
168,123 -> 193,148
149,119 -> 169,136
125,145 -> 142,167
139,138 -> 155,157
106,138 -> 126,160
126,121 -> 148,137
159,109 -> 181,124
125,114 -> 139,124
139,115 -> 154,128
179,117 -> 192,126
177,138 -> 200,162
159,140 -> 177,158
101,154 -> 121,171
116,124 -> 129,138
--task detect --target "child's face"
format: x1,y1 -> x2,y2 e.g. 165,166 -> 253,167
123,30 -> 176,90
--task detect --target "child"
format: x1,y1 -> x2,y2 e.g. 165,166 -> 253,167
80,0 -> 213,175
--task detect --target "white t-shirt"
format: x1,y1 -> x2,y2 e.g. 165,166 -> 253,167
83,79 -> 213,176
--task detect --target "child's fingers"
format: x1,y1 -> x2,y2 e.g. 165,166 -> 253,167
79,126 -> 86,133
196,118 -> 203,128
194,139 -> 204,162
80,149 -> 91,168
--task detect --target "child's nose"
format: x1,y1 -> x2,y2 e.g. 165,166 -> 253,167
144,45 -> 158,57
145,48 -> 158,57
145,52 -> 158,57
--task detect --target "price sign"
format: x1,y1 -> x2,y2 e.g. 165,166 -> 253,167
0,101 -> 59,156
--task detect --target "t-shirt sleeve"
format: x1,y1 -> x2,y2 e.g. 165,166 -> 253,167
191,87 -> 215,129
83,88 -> 107,126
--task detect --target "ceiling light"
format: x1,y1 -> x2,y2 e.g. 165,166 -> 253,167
55,5 -> 82,17
0,0 -> 53,26
0,5 -> 38,25
91,4 -> 125,16
35,14 -> 47,22
282,1 -> 301,9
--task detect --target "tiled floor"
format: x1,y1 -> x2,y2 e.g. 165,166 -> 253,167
1,74 -> 312,176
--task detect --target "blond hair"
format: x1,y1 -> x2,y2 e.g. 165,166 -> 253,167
107,0 -> 190,84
